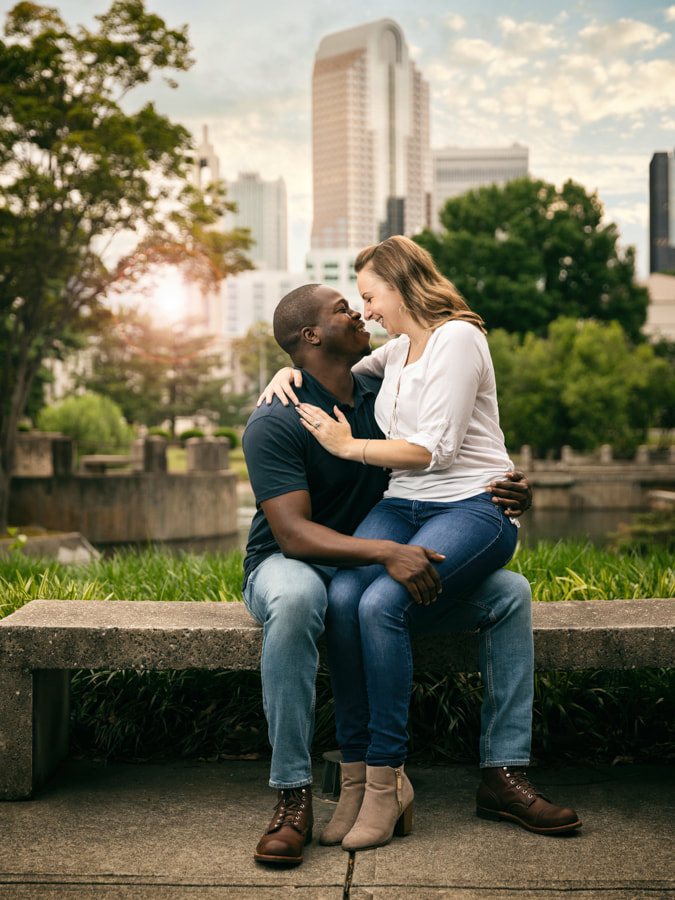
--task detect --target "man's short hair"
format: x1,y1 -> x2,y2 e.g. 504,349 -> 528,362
273,284 -> 322,356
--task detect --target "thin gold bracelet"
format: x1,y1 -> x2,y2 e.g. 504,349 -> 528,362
361,439 -> 370,465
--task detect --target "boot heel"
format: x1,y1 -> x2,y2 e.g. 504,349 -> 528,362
393,802 -> 413,837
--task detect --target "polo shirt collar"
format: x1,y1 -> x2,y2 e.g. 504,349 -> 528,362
296,368 -> 375,410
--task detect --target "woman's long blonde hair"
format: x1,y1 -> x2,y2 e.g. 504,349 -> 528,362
354,235 -> 486,334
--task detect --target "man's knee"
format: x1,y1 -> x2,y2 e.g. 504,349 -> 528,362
265,583 -> 328,638
481,569 -> 532,624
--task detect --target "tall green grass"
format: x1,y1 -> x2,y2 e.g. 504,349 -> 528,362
0,541 -> 673,765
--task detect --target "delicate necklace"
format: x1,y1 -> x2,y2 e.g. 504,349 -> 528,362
387,372 -> 403,439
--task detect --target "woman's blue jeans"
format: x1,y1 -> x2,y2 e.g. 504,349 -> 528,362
326,493 -> 531,768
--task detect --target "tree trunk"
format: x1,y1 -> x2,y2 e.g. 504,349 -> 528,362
0,464 -> 11,533
0,355 -> 37,532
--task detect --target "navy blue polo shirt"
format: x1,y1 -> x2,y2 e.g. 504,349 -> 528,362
242,370 -> 389,585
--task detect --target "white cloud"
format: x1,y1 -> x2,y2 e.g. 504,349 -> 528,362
579,18 -> 671,54
444,14 -> 466,32
498,17 -> 561,52
666,7 -> 675,22
449,37 -> 529,78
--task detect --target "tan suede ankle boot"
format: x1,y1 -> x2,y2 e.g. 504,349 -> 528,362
319,761 -> 367,846
341,764 -> 414,852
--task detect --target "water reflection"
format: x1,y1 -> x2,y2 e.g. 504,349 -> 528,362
517,508 -> 640,547
100,496 -> 643,557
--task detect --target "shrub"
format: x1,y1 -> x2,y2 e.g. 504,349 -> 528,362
36,392 -> 134,451
214,426 -> 240,449
146,427 -> 171,440
177,428 -> 205,441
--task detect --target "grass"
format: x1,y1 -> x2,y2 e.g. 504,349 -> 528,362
0,540 -> 673,766
166,445 -> 249,480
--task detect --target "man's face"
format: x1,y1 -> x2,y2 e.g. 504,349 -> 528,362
313,285 -> 372,359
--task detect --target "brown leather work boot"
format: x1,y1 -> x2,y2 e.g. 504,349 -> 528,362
254,787 -> 313,866
477,766 -> 581,835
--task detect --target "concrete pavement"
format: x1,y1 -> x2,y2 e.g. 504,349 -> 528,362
0,758 -> 672,899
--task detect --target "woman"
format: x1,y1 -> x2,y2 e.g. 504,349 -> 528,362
266,235 -> 520,850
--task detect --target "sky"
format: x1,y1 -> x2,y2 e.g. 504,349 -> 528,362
4,0 -> 675,278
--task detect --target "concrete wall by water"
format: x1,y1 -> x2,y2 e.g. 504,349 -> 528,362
9,472 -> 238,544
9,436 -> 238,544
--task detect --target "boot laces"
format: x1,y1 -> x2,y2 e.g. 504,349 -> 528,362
504,768 -> 541,801
273,788 -> 308,829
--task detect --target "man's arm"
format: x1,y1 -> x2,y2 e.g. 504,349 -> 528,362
488,471 -> 533,517
261,490 -> 444,606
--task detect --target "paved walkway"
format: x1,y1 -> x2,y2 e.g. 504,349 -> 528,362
0,758 -> 672,899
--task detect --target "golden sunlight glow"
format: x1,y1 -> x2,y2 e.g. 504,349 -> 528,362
110,265 -> 193,326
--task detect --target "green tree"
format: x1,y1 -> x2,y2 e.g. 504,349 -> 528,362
82,306 -> 232,432
0,1 -> 252,528
416,177 -> 649,340
232,322 -> 292,397
37,392 -> 135,452
491,318 -> 675,457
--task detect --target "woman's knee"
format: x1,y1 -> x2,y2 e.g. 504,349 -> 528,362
327,570 -> 369,616
357,578 -> 410,630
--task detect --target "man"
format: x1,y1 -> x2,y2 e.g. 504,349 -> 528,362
242,284 -> 579,867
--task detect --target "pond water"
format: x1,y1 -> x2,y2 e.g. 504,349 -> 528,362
236,486 -> 642,552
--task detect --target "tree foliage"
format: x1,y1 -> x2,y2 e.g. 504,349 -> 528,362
231,322 -> 293,397
0,1 -> 251,527
490,318 -> 675,458
36,392 -> 135,451
82,307 -> 231,433
416,177 -> 649,341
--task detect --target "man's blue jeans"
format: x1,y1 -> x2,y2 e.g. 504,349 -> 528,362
243,554 -> 335,788
326,494 -> 531,768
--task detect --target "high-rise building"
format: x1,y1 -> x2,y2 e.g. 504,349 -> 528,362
223,172 -> 288,271
649,150 -> 675,274
310,18 -> 430,252
432,145 -> 529,230
192,125 -> 220,190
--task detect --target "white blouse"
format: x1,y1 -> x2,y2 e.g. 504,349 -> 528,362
352,320 -> 515,502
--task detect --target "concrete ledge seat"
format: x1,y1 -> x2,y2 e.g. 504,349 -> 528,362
79,455 -> 132,473
0,597 -> 673,800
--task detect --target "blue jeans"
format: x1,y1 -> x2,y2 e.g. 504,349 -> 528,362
243,553 -> 336,788
326,494 -> 530,768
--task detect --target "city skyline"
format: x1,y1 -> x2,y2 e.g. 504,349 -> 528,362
4,0 -> 675,278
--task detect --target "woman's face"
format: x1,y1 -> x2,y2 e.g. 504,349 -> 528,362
357,263 -> 407,335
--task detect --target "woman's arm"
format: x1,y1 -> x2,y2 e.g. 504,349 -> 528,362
295,403 -> 432,469
256,342 -> 392,407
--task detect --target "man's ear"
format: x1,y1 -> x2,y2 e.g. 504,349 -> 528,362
301,325 -> 321,346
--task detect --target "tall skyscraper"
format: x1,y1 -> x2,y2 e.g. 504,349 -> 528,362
649,150 -> 675,274
432,144 -> 529,230
310,18 -> 430,252
223,172 -> 288,271
192,125 -> 220,190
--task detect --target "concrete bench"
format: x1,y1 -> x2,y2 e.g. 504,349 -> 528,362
0,597 -> 673,800
79,455 -> 132,474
